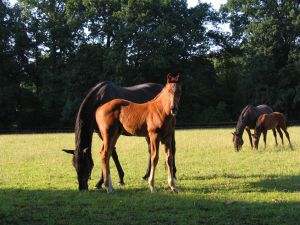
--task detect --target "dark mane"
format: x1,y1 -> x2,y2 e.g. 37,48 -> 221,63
75,81 -> 109,154
235,104 -> 253,135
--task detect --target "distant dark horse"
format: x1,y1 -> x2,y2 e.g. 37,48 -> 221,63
63,81 -> 176,190
252,112 -> 292,149
232,104 -> 273,151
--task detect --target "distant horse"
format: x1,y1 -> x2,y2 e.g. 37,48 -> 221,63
252,112 -> 292,149
95,74 -> 182,193
232,104 -> 273,151
63,81 -> 176,191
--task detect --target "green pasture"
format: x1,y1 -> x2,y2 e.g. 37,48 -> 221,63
1,128 -> 300,225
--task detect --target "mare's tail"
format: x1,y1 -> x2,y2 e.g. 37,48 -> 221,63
75,82 -> 108,154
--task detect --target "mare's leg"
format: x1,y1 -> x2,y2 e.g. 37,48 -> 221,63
253,131 -> 260,150
162,137 -> 178,192
95,147 -> 124,190
276,127 -> 284,145
111,147 -> 125,186
262,130 -> 267,150
272,129 -> 278,146
148,132 -> 160,193
171,131 -> 177,179
143,136 -> 151,180
246,128 -> 253,149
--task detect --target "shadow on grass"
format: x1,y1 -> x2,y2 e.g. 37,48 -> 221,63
249,175 -> 300,193
180,174 -> 300,193
0,187 -> 300,225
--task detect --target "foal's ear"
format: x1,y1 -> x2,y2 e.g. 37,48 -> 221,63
167,73 -> 173,83
62,149 -> 75,155
176,73 -> 182,83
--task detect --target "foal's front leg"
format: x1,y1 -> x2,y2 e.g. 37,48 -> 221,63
162,137 -> 178,192
148,132 -> 160,193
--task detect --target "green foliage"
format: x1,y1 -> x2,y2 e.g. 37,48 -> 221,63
1,0 -> 300,129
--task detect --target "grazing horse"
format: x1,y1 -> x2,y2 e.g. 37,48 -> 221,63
63,81 -> 176,191
95,74 -> 182,193
252,112 -> 292,149
232,104 -> 273,151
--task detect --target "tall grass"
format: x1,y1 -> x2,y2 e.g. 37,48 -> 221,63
1,128 -> 300,224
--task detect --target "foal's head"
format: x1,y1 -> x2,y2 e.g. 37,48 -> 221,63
232,131 -> 244,151
63,148 -> 94,190
165,73 -> 182,116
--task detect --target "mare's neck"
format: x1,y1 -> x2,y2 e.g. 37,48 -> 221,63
235,119 -> 246,136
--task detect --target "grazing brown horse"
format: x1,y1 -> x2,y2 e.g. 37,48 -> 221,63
232,104 -> 274,151
252,112 -> 292,149
62,81 -> 176,191
95,74 -> 182,193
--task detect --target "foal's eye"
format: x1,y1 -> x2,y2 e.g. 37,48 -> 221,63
172,85 -> 176,93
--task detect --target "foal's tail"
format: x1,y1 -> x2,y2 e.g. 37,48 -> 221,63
75,82 -> 109,154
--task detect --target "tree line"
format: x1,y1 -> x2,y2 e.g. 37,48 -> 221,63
0,0 -> 299,130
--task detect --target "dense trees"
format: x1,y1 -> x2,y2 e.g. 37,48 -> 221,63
0,0 -> 299,130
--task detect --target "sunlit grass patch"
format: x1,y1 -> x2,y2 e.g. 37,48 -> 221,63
0,127 -> 300,224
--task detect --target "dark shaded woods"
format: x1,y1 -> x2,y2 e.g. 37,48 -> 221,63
1,0 -> 299,130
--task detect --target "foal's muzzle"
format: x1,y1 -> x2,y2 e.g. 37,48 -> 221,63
171,107 -> 178,116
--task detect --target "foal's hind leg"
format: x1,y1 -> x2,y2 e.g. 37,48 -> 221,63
276,127 -> 284,145
282,127 -> 292,149
95,147 -> 125,190
272,129 -> 278,146
246,128 -> 253,148
101,130 -> 120,193
262,130 -> 267,150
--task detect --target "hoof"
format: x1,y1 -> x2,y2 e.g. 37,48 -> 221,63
150,187 -> 157,193
106,187 -> 114,193
171,187 -> 180,193
117,181 -> 125,186
142,175 -> 149,181
93,186 -> 104,191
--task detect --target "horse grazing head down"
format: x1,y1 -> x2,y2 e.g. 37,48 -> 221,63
62,148 -> 94,190
232,132 -> 244,151
165,73 -> 182,117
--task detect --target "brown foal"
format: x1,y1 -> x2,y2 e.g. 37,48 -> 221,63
95,74 -> 182,193
252,112 -> 292,149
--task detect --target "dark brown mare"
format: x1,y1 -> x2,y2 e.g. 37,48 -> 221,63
252,112 -> 292,149
95,74 -> 182,193
232,104 -> 274,151
63,81 -> 176,190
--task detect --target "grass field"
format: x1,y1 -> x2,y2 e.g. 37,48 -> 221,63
1,127 -> 300,225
